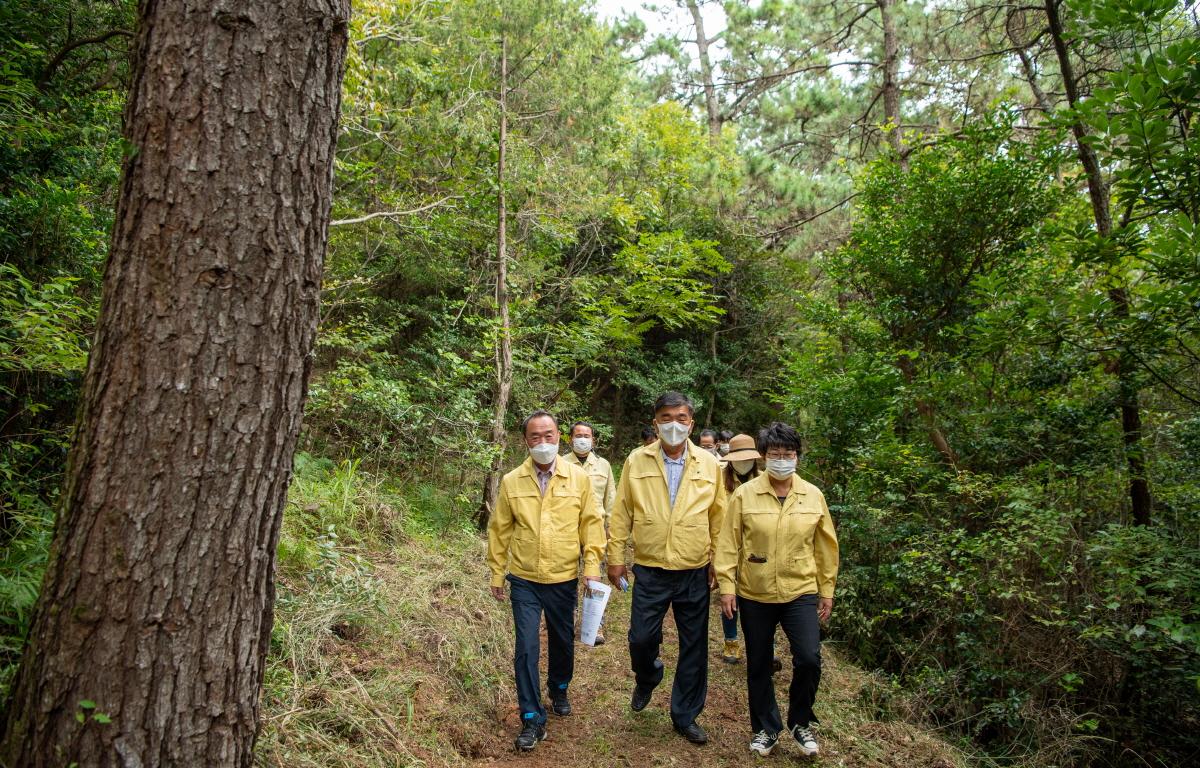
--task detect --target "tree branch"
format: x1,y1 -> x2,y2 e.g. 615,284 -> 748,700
329,196 -> 457,226
37,29 -> 132,90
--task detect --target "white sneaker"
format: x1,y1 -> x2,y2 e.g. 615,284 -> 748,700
791,724 -> 819,756
750,730 -> 778,756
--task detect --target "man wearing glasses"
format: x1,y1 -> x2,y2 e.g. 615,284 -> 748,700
606,392 -> 726,745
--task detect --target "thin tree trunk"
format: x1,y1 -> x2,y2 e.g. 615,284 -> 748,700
897,355 -> 959,468
477,35 -> 512,531
1015,45 -> 1054,114
685,0 -> 721,140
0,2 -> 351,765
878,0 -> 903,159
705,328 -> 718,428
1044,0 -> 1152,525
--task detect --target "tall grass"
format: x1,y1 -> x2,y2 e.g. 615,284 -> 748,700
257,452 -> 509,767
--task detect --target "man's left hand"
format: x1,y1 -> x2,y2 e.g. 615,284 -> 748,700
707,564 -> 718,590
818,597 -> 833,624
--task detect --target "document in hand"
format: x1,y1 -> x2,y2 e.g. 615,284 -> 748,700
579,581 -> 612,647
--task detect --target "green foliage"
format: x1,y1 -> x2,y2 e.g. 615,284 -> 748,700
1,2 -> 1198,766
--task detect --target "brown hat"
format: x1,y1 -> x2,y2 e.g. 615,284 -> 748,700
724,434 -> 761,462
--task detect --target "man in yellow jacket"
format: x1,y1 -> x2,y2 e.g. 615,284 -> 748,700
564,420 -> 617,521
564,420 -> 617,645
607,392 -> 726,745
487,410 -> 606,752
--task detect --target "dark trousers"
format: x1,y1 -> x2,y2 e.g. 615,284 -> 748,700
508,574 -> 577,725
739,593 -> 821,734
721,610 -> 739,640
628,564 -> 710,727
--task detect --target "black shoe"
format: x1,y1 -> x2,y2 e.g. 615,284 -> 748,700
630,684 -> 653,712
514,720 -> 546,751
673,721 -> 708,745
550,689 -> 572,716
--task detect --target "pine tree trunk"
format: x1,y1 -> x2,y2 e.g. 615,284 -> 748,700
878,0 -> 903,159
477,35 -> 512,532
0,2 -> 351,765
686,0 -> 721,140
897,354 -> 959,468
1043,0 -> 1152,525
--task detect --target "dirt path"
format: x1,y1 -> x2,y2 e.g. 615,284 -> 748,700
473,587 -> 962,768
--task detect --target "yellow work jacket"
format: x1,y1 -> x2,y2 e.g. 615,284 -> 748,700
714,472 -> 839,602
487,457 -> 605,588
565,451 -> 617,519
607,440 -> 726,570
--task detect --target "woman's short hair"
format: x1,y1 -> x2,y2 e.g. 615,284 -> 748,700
757,421 -> 802,454
640,426 -> 657,441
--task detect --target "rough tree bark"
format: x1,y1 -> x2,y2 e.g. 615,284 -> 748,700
1043,0 -> 1152,525
878,0 -> 903,160
685,0 -> 722,140
0,1 -> 351,765
477,35 -> 513,531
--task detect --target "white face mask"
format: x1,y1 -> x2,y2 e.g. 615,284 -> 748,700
704,446 -> 719,457
731,459 -> 756,475
656,421 -> 690,447
571,437 -> 593,455
529,442 -> 558,465
718,443 -> 731,455
765,458 -> 796,480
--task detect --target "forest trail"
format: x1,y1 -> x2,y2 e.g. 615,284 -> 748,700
476,589 -> 962,768
258,528 -> 969,768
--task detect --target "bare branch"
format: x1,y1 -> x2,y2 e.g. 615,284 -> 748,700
329,196 -> 458,227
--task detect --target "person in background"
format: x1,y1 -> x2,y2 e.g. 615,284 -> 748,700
717,430 -> 734,458
640,426 -> 657,446
565,420 -> 617,645
716,433 -> 762,665
698,429 -> 720,458
714,422 -> 839,758
487,410 -> 606,752
607,392 -> 726,745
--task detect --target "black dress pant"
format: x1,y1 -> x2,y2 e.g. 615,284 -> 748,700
628,564 -> 710,727
739,593 -> 821,734
508,574 -> 577,725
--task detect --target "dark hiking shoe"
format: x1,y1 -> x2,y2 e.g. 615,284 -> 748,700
550,689 -> 572,716
514,721 -> 547,751
630,684 -> 653,712
750,730 -> 779,756
791,724 -> 819,756
673,720 -> 709,744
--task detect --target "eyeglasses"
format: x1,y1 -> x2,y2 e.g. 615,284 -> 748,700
655,414 -> 692,424
764,450 -> 798,460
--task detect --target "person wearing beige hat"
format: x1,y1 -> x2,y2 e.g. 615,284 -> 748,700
717,434 -> 761,663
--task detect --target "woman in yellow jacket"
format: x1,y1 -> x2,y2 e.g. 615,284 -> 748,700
714,422 -> 839,758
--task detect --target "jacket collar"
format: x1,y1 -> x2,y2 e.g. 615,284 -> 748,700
751,471 -> 805,498
519,454 -> 567,478
570,451 -> 595,468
